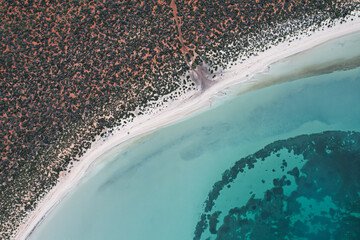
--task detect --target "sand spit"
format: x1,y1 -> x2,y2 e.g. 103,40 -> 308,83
14,12 -> 360,240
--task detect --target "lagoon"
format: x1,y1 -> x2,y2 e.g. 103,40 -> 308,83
31,32 -> 360,240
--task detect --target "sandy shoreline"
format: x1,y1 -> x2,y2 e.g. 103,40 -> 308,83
14,13 -> 360,240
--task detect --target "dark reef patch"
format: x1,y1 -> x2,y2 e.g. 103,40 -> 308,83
194,131 -> 360,239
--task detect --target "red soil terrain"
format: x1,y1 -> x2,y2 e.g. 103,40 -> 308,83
0,0 -> 357,238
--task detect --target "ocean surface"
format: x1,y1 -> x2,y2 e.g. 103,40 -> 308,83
31,32 -> 360,240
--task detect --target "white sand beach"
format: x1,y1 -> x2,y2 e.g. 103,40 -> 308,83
14,12 -> 360,240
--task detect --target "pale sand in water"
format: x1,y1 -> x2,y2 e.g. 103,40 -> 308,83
14,12 -> 360,240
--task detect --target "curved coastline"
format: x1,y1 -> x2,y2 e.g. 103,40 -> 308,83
15,13 -> 360,240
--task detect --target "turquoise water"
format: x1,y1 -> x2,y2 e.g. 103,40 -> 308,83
31,33 -> 360,240
196,131 -> 360,239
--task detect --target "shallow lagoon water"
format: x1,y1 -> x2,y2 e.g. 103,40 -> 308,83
31,33 -> 360,240
196,130 -> 360,239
